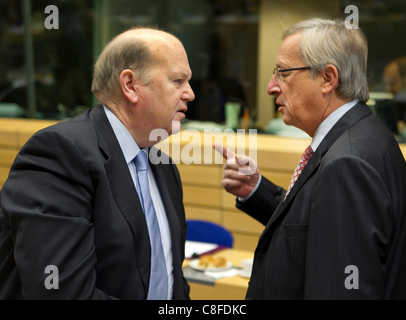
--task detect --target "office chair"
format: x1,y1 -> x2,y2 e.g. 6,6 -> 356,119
186,219 -> 234,248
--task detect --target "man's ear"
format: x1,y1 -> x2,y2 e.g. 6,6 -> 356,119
320,64 -> 339,94
119,69 -> 139,104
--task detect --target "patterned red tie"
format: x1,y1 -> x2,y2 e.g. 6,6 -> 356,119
284,145 -> 314,200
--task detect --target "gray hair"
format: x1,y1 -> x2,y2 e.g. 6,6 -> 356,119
283,18 -> 369,102
91,27 -> 158,104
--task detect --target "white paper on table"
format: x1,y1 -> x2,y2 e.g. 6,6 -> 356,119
184,240 -> 219,259
204,268 -> 240,279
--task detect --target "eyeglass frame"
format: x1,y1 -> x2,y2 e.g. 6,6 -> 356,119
272,66 -> 311,81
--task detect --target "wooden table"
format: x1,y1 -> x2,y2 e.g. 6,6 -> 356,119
183,248 -> 254,300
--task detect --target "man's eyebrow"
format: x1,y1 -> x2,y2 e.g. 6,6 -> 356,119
170,69 -> 192,82
180,71 -> 192,80
276,58 -> 292,68
276,63 -> 289,70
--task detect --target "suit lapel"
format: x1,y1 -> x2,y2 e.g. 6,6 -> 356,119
89,105 -> 151,294
149,150 -> 181,258
149,149 -> 186,298
258,102 -> 373,243
266,151 -> 320,226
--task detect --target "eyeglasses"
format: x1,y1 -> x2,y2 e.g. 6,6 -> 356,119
273,66 -> 311,82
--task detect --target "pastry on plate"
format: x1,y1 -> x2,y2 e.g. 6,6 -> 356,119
198,255 -> 227,268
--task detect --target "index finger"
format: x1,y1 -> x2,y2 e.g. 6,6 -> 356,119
213,142 -> 236,161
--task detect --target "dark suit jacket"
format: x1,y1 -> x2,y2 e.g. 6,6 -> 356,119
238,102 -> 406,299
0,105 -> 190,300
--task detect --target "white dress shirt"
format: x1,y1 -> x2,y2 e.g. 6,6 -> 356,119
311,99 -> 359,151
103,105 -> 173,299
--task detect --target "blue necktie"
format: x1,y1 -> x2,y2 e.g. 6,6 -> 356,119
135,151 -> 168,300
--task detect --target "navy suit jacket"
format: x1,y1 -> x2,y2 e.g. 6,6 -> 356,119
0,105 -> 189,299
238,102 -> 406,299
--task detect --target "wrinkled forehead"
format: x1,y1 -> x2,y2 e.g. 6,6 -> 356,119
276,33 -> 303,67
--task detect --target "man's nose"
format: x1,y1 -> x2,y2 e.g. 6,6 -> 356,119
267,75 -> 281,96
184,82 -> 195,101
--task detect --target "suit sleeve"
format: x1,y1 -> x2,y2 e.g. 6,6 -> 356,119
304,155 -> 392,299
1,128 -> 117,299
236,176 -> 286,226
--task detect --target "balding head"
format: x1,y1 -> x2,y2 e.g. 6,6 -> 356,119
91,27 -> 181,104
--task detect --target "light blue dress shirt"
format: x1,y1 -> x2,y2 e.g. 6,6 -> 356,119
103,105 -> 173,299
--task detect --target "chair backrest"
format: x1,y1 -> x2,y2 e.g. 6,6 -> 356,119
186,220 -> 234,248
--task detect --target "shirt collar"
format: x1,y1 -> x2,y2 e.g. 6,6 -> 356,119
103,105 -> 144,164
311,99 -> 359,151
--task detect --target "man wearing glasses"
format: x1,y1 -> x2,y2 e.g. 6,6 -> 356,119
215,18 -> 406,299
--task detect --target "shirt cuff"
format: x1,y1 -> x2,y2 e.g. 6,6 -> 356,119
237,175 -> 262,203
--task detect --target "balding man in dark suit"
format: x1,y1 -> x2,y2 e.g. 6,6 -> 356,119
0,27 -> 195,300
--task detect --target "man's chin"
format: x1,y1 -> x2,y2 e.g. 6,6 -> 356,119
171,121 -> 181,135
281,114 -> 293,126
